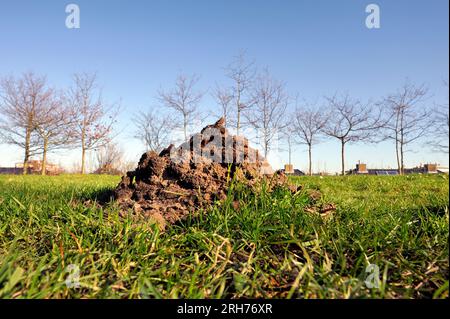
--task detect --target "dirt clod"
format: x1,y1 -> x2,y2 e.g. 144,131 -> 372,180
114,118 -> 295,229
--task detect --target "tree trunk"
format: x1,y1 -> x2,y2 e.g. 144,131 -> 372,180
308,144 -> 312,176
81,129 -> 86,174
288,141 -> 292,166
400,141 -> 404,175
264,139 -> 269,159
236,88 -> 241,136
183,116 -> 188,141
399,109 -> 405,175
341,139 -> 346,176
41,137 -> 48,175
23,124 -> 32,175
395,135 -> 401,175
400,128 -> 405,175
81,147 -> 86,174
223,110 -> 228,129
23,155 -> 29,175
236,108 -> 241,136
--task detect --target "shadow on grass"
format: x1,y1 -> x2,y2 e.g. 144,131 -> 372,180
81,187 -> 116,205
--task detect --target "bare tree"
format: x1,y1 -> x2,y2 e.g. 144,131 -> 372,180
34,92 -> 77,175
158,74 -> 203,141
245,69 -> 288,158
119,160 -> 136,174
0,72 -> 52,174
212,84 -> 234,128
69,73 -> 119,174
95,142 -> 124,174
432,104 -> 449,153
292,102 -> 329,176
134,109 -> 173,153
225,51 -> 256,135
96,143 -> 137,175
381,82 -> 433,174
323,94 -> 383,175
280,121 -> 296,167
429,81 -> 449,153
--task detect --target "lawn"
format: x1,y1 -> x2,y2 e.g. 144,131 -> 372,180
0,174 -> 448,299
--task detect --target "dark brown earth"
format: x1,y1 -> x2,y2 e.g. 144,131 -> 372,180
113,118 -> 299,229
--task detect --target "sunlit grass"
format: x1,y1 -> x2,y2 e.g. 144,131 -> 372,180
0,174 -> 448,299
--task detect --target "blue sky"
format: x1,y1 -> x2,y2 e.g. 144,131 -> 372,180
0,0 -> 448,172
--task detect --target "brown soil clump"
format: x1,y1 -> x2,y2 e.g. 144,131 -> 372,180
114,118 -> 296,229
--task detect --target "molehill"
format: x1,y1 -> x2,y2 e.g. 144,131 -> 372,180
114,118 -> 299,229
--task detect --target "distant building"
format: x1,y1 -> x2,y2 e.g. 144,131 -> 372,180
280,164 -> 305,176
347,162 -> 398,175
0,160 -> 64,175
407,163 -> 439,174
347,162 -> 448,175
284,164 -> 294,174
0,167 -> 23,175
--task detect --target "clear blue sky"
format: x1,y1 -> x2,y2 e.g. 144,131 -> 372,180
0,0 -> 448,172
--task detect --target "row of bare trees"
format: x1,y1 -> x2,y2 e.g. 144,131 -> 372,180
1,57 -> 447,176
134,52 -> 448,176
134,52 -> 289,158
0,72 -> 118,174
291,82 -> 445,175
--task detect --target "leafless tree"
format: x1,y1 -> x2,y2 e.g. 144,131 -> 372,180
429,81 -> 449,153
280,121 -> 296,167
323,94 -> 384,175
134,109 -> 173,153
95,142 -> 124,174
69,73 -> 119,174
0,72 -> 52,174
95,143 -> 135,174
34,92 -> 77,175
245,69 -> 288,158
225,51 -> 256,135
158,74 -> 203,141
292,102 -> 329,176
119,160 -> 136,174
381,82 -> 433,174
212,84 -> 234,128
431,105 -> 449,154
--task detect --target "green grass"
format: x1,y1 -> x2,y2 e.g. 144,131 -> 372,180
0,174 -> 448,299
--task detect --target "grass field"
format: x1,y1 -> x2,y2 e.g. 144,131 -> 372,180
0,174 -> 448,299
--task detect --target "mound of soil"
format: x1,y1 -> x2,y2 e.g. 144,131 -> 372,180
114,118 -> 297,229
